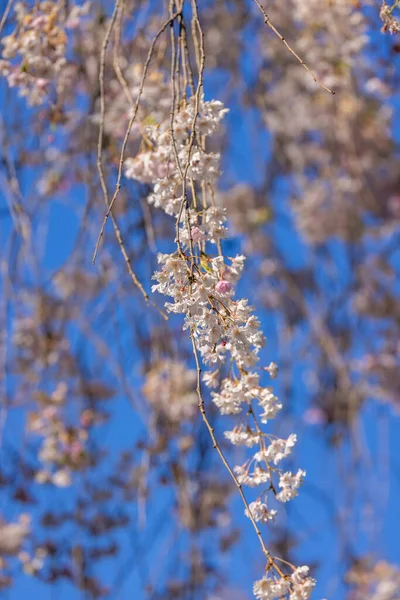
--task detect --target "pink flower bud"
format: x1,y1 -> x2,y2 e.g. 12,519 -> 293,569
215,280 -> 232,295
191,227 -> 203,243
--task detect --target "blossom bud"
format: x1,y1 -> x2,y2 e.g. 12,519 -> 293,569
215,280 -> 232,294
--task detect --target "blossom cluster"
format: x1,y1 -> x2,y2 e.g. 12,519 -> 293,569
0,514 -> 46,587
27,383 -> 92,487
257,0 -> 394,245
346,559 -> 400,600
125,94 -> 228,214
0,514 -> 30,556
380,1 -> 400,34
95,66 -> 173,141
142,359 -> 198,423
0,1 -> 89,105
254,566 -> 316,600
125,92 -> 313,598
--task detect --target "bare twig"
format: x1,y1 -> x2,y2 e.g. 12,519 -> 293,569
172,0 -> 205,274
93,10 -> 182,263
173,0 -> 286,581
95,0 -> 167,320
190,331 -> 284,578
112,1 -> 157,252
0,0 -> 15,36
253,0 -> 335,95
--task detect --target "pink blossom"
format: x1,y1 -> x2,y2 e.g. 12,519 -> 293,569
191,227 -> 203,243
215,280 -> 232,295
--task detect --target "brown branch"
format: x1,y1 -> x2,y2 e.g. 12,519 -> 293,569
189,330 -> 285,578
95,0 -> 167,320
172,0 -> 205,275
93,10 -> 182,264
112,0 -> 157,252
252,0 -> 335,95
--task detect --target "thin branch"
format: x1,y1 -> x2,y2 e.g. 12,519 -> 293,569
253,0 -> 335,95
173,0 -> 205,272
112,0 -> 157,252
95,0 -> 167,319
180,4 -> 285,579
189,330 -> 284,578
93,10 -> 182,263
0,0 -> 14,36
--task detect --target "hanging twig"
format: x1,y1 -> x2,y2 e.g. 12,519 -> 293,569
0,0 -> 15,36
190,331 -> 285,578
253,0 -> 335,95
93,10 -> 182,264
96,0 -> 167,320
